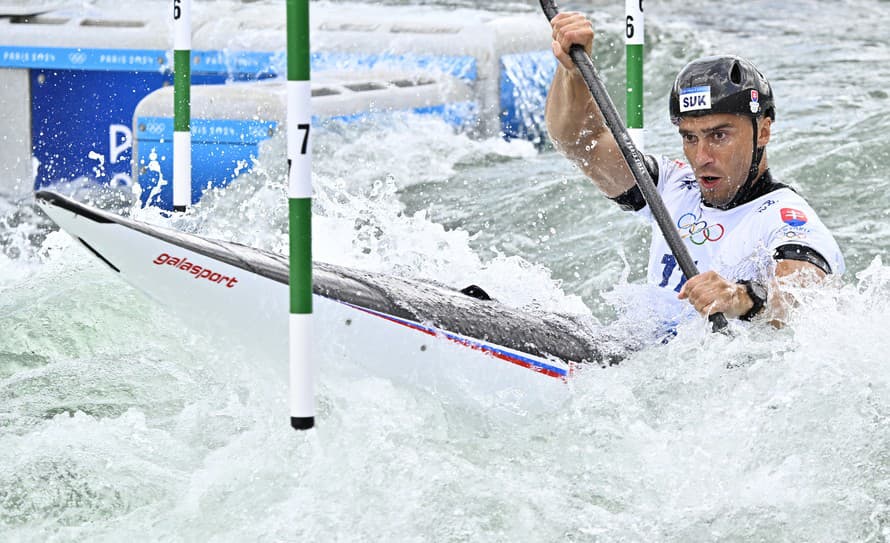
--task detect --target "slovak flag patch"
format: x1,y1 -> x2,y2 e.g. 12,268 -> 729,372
750,90 -> 760,114
781,208 -> 808,226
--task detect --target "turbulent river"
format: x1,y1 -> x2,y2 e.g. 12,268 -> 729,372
2,0 -> 890,540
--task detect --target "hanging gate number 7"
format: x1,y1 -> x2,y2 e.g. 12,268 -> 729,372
297,124 -> 310,154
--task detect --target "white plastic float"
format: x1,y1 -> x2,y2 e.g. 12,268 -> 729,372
130,71 -> 475,208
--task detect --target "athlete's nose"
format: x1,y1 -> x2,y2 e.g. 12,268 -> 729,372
693,139 -> 715,168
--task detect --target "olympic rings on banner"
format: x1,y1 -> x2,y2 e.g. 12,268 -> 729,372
677,212 -> 725,245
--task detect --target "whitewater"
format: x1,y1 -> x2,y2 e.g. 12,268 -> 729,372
2,0 -> 889,540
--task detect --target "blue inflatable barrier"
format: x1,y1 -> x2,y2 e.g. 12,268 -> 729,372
0,6 -> 554,206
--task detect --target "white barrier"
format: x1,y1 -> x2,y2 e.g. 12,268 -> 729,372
131,72 -> 474,207
0,2 -> 555,200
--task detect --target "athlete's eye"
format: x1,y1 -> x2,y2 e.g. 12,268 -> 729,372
712,131 -> 727,142
682,134 -> 697,144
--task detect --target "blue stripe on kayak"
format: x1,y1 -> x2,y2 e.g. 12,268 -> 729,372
340,301 -> 569,379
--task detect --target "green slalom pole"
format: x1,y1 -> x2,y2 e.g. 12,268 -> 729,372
625,0 -> 644,151
172,0 -> 191,211
287,0 -> 314,431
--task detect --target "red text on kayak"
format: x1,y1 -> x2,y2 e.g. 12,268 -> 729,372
153,253 -> 239,288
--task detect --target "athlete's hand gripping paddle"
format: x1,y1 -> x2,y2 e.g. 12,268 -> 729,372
540,0 -> 729,332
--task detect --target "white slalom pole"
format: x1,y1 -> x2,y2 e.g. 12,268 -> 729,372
287,0 -> 315,430
625,0 -> 644,152
172,0 -> 192,211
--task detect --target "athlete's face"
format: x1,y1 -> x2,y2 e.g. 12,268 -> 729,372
678,113 -> 771,207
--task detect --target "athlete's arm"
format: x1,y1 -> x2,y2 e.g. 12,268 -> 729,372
763,259 -> 828,326
678,259 -> 827,326
544,12 -> 635,198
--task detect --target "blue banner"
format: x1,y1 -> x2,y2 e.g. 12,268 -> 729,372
137,117 -> 278,144
0,45 -> 477,80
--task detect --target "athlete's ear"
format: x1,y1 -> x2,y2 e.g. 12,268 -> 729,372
758,117 -> 772,147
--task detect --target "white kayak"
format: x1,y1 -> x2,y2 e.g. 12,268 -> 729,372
35,191 -> 625,412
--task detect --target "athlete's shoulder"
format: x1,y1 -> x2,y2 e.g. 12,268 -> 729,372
753,188 -> 824,225
743,187 -> 805,216
756,188 -> 846,274
654,156 -> 697,192
655,156 -> 694,178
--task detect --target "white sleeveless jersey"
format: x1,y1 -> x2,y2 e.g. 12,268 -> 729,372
637,156 -> 846,293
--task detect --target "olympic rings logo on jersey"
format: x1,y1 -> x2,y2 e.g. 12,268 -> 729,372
780,225 -> 811,240
677,212 -> 725,245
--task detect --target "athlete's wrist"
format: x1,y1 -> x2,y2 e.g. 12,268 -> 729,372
736,280 -> 768,321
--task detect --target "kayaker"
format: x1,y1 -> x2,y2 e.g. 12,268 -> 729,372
545,11 -> 845,324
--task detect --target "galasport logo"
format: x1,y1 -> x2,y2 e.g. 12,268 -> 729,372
153,253 -> 239,288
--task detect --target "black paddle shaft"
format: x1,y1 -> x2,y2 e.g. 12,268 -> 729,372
540,0 -> 728,332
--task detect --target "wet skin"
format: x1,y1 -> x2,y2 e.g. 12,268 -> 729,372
678,113 -> 771,208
